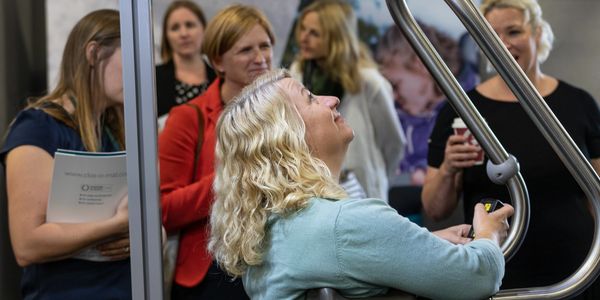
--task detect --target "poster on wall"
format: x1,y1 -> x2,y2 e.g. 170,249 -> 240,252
46,0 -> 481,222
281,0 -> 481,222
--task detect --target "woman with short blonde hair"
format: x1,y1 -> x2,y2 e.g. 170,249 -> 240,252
159,4 -> 275,299
480,0 -> 554,63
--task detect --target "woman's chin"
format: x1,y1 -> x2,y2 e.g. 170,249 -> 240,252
344,129 -> 355,144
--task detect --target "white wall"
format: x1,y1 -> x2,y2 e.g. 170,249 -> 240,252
46,0 -> 300,88
540,0 -> 600,102
153,0 -> 300,65
47,0 -> 599,101
46,1 -> 119,88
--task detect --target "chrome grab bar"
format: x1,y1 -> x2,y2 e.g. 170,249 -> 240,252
386,0 -> 529,261
386,0 -> 600,298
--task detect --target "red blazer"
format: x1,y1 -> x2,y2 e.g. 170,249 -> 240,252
158,79 -> 223,287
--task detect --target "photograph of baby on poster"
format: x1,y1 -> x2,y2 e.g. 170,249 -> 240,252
376,22 -> 479,186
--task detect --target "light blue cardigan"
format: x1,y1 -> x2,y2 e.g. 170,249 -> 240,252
244,198 -> 504,300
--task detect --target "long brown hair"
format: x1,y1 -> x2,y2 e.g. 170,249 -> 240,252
160,0 -> 208,63
293,0 -> 374,94
28,9 -> 123,152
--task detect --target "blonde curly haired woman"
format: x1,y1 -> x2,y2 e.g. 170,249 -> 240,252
209,69 -> 514,300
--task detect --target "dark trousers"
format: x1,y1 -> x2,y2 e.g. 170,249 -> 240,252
171,261 -> 249,300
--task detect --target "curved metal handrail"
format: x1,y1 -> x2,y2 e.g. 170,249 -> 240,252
386,0 -> 529,262
386,0 -> 600,298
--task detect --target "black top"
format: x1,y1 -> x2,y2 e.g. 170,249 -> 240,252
1,109 -> 120,158
155,60 -> 216,117
428,80 -> 600,288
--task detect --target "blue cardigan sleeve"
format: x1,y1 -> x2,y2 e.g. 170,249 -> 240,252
334,199 -> 504,300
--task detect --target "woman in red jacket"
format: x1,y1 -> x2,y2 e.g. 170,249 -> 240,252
158,4 -> 275,300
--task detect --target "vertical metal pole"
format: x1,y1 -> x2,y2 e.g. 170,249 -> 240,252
119,0 -> 164,299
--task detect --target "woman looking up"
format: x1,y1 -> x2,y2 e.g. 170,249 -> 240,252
209,69 -> 513,300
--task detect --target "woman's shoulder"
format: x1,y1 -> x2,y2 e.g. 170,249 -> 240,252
358,67 -> 387,85
288,198 -> 398,235
356,67 -> 392,97
554,80 -> 596,100
310,198 -> 397,223
1,108 -> 76,160
337,197 -> 394,213
10,108 -> 65,130
329,198 -> 424,246
156,60 -> 174,73
155,61 -> 175,82
307,197 -> 389,214
550,80 -> 600,118
162,102 -> 203,134
358,66 -> 380,76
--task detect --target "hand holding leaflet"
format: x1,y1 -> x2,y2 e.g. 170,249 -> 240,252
47,149 -> 128,261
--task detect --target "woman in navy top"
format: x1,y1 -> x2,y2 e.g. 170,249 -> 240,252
0,10 -> 130,299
